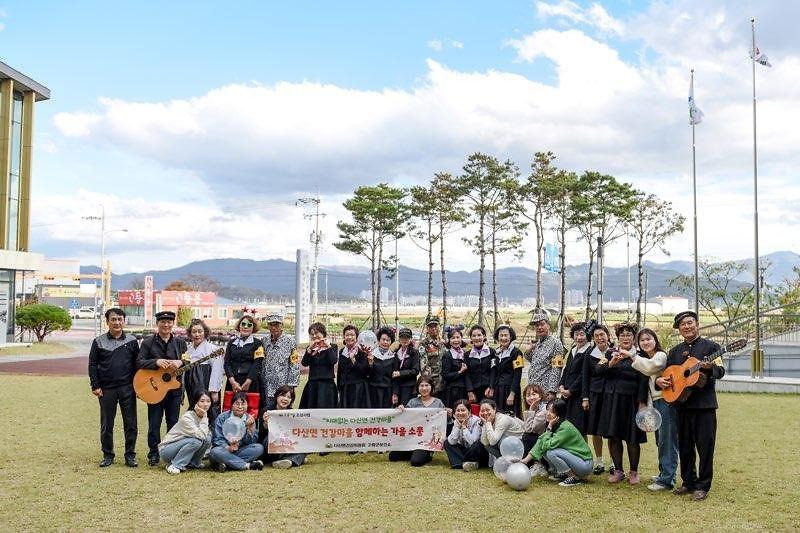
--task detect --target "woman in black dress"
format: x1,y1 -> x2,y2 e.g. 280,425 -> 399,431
582,323 -> 613,474
368,327 -> 395,408
559,322 -> 592,436
492,324 -> 523,418
441,327 -> 471,410
391,328 -> 420,407
596,323 -> 648,485
224,315 -> 264,396
466,325 -> 496,404
337,325 -> 371,408
299,322 -> 339,409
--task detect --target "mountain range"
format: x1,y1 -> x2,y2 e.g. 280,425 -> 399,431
83,251 -> 800,303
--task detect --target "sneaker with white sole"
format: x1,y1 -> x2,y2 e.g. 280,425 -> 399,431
166,464 -> 181,475
592,459 -> 605,475
549,473 -> 568,482
462,462 -> 478,472
272,459 -> 293,469
559,476 -> 583,487
647,482 -> 670,492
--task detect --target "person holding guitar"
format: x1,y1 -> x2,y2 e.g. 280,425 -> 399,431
137,310 -> 188,467
656,311 -> 725,501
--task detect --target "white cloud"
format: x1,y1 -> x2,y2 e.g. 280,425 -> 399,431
46,1 -> 800,273
536,1 -> 624,36
451,40 -> 464,49
427,39 -> 443,51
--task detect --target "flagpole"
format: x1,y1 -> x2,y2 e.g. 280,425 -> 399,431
691,69 -> 700,319
751,17 -> 762,378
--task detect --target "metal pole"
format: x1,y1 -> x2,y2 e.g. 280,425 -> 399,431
99,205 -> 106,316
395,237 -> 399,330
311,194 -> 320,321
597,235 -> 604,324
626,229 -> 631,316
691,69 -> 700,319
751,18 -> 763,378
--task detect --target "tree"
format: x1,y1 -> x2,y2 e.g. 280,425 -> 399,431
570,172 -> 638,320
16,304 -> 72,342
182,274 -> 221,293
517,151 -> 558,310
408,183 -> 440,321
629,193 -> 685,325
163,280 -> 194,291
129,278 -> 144,290
457,153 -> 517,327
177,306 -> 193,328
430,172 -> 465,326
334,183 -> 407,329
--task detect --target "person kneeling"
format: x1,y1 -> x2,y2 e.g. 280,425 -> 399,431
210,391 -> 264,471
478,399 -> 524,463
262,386 -> 307,469
444,399 -> 487,471
158,390 -> 213,474
521,399 -> 593,487
388,377 -> 445,467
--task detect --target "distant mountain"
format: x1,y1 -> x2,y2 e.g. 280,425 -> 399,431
644,250 -> 800,286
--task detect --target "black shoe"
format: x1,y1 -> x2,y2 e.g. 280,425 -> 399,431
249,460 -> 264,471
99,457 -> 114,467
214,462 -> 227,473
124,457 -> 138,468
147,456 -> 159,467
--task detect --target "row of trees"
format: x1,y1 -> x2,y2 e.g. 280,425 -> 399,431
334,151 -> 686,332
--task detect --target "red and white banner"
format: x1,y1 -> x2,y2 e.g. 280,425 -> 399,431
144,276 -> 153,321
160,290 -> 215,307
267,408 -> 447,454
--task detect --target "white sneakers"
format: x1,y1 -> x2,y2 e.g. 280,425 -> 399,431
272,459 -> 293,469
462,462 -> 478,472
647,482 -> 670,491
166,464 -> 181,475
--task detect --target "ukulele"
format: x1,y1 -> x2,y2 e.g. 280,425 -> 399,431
661,338 -> 746,404
134,347 -> 225,404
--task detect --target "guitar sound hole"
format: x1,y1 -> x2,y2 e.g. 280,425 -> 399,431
683,369 -> 690,378
161,373 -> 173,382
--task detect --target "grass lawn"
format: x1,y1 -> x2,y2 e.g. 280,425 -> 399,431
0,342 -> 73,357
0,375 -> 797,531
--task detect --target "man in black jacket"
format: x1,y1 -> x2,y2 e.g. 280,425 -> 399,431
657,311 -> 725,501
137,310 -> 188,466
88,308 -> 140,467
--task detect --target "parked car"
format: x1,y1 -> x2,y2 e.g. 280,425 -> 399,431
70,306 -> 99,319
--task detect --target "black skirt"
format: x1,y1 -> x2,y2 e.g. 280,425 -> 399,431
299,379 -> 338,409
586,391 -> 605,436
597,392 -> 646,444
564,393 -> 588,435
494,384 -> 521,418
444,385 -> 469,410
339,382 -> 371,408
370,386 -> 393,409
396,385 -> 416,407
184,364 -> 212,404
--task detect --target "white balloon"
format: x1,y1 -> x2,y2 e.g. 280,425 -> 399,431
499,435 -> 525,462
357,330 -> 378,352
493,456 -> 512,481
506,462 -> 533,490
222,416 -> 246,442
636,407 -> 663,432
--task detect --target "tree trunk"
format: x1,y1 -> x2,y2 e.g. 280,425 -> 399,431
584,238 -> 595,321
376,239 -> 384,328
427,218 -> 433,320
635,238 -> 645,326
440,224 -> 448,326
535,204 -> 544,310
478,212 -> 486,327
370,232 -> 377,329
558,220 -> 567,344
491,219 -> 498,332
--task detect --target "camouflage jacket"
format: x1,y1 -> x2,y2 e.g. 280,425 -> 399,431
418,335 -> 446,393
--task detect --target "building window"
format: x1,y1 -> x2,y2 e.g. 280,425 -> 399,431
7,91 -> 23,251
218,308 -> 227,319
193,308 -> 200,318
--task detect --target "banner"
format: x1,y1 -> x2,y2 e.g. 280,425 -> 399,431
143,276 -> 153,322
267,408 -> 447,454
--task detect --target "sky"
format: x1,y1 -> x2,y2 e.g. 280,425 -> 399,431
1,0 -> 798,276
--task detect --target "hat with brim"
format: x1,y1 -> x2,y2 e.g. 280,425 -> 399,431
265,313 -> 284,324
672,310 -> 698,329
425,317 -> 440,327
398,328 -> 413,339
530,311 -> 549,325
155,311 -> 176,322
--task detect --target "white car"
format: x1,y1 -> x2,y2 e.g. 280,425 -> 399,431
70,306 -> 99,319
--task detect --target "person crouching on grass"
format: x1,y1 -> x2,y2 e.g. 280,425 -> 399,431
444,399 -> 487,471
478,399 -> 524,463
520,399 -> 593,487
209,391 -> 264,472
158,390 -> 213,474
262,385 -> 307,469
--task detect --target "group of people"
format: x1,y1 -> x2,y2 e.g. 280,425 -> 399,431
88,307 -> 724,500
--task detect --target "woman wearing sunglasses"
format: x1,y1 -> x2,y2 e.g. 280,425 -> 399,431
223,315 -> 265,395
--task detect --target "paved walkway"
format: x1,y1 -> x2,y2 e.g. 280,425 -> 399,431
0,355 -> 87,376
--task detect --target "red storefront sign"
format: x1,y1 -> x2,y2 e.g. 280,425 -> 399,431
160,291 -> 216,307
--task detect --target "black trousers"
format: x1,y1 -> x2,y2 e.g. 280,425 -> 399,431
677,408 -> 717,492
444,440 -> 488,468
388,450 -> 432,467
147,388 -> 183,458
98,384 -> 138,460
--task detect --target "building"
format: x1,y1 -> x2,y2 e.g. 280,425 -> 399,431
0,62 -> 49,343
33,259 -> 98,311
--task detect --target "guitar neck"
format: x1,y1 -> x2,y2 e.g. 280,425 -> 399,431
176,348 -> 224,376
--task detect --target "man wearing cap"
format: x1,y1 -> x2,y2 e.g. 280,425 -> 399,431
656,311 -> 724,501
261,313 -> 300,411
524,311 -> 564,398
137,310 -> 189,466
419,317 -> 445,398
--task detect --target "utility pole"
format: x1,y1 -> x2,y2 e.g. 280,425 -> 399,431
297,193 -> 326,321
596,234 -> 604,324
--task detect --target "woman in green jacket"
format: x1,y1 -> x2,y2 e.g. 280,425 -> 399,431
521,398 -> 593,487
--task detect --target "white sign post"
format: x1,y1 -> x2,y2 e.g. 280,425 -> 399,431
295,249 -> 310,344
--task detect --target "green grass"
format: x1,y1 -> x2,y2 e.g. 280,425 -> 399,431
0,342 -> 73,357
0,375 -> 797,531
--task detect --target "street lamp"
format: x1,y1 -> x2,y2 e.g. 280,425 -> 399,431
83,205 -> 127,314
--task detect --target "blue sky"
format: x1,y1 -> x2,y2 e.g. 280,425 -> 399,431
1,0 -> 797,274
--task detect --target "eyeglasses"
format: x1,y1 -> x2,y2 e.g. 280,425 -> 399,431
240,321 -> 253,328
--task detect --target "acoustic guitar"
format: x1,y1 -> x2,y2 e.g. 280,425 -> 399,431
134,347 -> 225,404
661,338 -> 746,404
